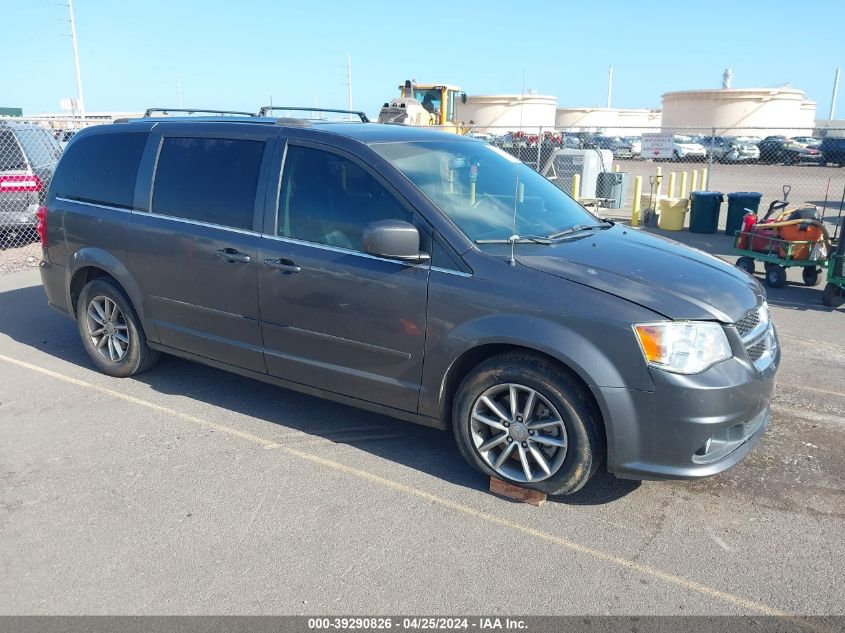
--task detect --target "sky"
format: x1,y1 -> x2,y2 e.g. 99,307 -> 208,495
5,0 -> 845,119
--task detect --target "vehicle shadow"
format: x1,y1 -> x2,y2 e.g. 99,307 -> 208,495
0,281 -> 639,505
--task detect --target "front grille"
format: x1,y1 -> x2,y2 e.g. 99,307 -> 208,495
736,304 -> 775,371
747,340 -> 766,362
735,310 -> 760,339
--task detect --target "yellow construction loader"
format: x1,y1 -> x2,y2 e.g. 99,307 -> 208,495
378,80 -> 466,132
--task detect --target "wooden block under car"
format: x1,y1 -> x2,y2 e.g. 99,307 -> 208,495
489,477 -> 547,506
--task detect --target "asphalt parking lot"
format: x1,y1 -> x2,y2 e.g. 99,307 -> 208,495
1,247 -> 843,616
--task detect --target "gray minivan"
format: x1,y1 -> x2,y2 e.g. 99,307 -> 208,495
38,116 -> 779,495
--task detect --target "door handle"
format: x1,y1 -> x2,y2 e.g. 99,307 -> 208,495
216,248 -> 251,264
264,258 -> 301,273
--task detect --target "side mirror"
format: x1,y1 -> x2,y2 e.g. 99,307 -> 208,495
363,220 -> 430,263
460,92 -> 467,104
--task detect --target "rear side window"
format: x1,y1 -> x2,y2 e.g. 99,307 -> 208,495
152,137 -> 265,231
51,132 -> 148,209
0,131 -> 25,171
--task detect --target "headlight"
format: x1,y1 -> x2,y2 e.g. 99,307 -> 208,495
633,321 -> 732,374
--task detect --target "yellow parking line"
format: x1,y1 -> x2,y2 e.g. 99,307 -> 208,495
784,384 -> 845,399
0,353 -> 788,616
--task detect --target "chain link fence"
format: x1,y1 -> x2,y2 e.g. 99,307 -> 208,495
462,124 -> 845,239
0,117 -> 90,274
2,115 -> 843,274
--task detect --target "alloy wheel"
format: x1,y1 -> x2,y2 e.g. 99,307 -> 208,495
470,383 -> 568,483
86,295 -> 130,363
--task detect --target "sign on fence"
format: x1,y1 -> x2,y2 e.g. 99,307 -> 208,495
641,132 -> 674,159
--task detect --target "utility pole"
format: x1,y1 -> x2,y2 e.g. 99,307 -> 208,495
607,65 -> 613,109
519,69 -> 525,131
831,68 -> 841,120
68,0 -> 86,120
347,54 -> 353,119
176,78 -> 183,108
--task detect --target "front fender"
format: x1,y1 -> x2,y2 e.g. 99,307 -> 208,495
419,313 -> 655,421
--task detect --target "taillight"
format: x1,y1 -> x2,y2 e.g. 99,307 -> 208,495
0,174 -> 43,192
36,205 -> 48,247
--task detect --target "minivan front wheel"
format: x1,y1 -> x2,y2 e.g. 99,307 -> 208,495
77,278 -> 159,377
453,353 -> 603,495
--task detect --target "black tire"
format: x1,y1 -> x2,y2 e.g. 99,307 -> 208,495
802,267 -> 822,287
765,265 -> 787,288
452,352 -> 604,496
76,278 -> 159,377
823,282 -> 845,307
736,257 -> 756,275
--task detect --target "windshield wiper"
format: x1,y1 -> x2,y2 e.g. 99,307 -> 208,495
545,224 -> 600,240
475,235 -> 553,245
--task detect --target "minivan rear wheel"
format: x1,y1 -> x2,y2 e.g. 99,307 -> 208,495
77,278 -> 159,377
452,353 -> 603,496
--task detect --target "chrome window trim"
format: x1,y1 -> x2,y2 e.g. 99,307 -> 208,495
431,266 -> 472,278
260,233 -> 429,268
55,197 -> 132,214
142,211 -> 260,236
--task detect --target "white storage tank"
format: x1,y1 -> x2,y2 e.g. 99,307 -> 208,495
554,108 -> 662,134
661,88 -> 817,135
457,94 -> 557,132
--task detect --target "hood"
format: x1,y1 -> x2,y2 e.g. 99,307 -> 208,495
677,143 -> 705,151
516,226 -> 763,322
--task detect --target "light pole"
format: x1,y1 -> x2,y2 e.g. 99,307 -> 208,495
347,54 -> 353,120
68,0 -> 86,121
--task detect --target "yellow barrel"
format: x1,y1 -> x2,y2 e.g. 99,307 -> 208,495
657,197 -> 690,231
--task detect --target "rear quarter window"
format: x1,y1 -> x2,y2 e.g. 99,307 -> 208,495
51,132 -> 148,209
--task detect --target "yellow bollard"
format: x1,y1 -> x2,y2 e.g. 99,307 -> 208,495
700,167 -> 708,191
655,166 -> 663,205
680,171 -> 689,198
614,164 -> 620,173
631,176 -> 642,227
668,172 -> 677,198
691,169 -> 699,193
572,173 -> 581,202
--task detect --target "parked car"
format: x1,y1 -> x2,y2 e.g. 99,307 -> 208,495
671,135 -> 707,161
588,135 -> 633,159
0,120 -> 60,241
698,136 -> 759,163
561,134 -> 582,149
819,136 -> 845,166
757,138 -> 824,165
39,116 -> 779,495
621,136 -> 642,156
792,136 -> 820,148
54,129 -> 77,150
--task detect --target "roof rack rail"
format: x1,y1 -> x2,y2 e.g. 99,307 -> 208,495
258,106 -> 369,122
142,108 -> 257,118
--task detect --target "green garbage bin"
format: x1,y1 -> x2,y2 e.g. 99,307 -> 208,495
726,192 -> 762,235
688,191 -> 724,234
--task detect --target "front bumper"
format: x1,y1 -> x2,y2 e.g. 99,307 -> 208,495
593,333 -> 779,481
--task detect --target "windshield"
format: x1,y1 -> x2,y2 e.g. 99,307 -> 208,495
372,140 -> 599,242
674,135 -> 696,144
